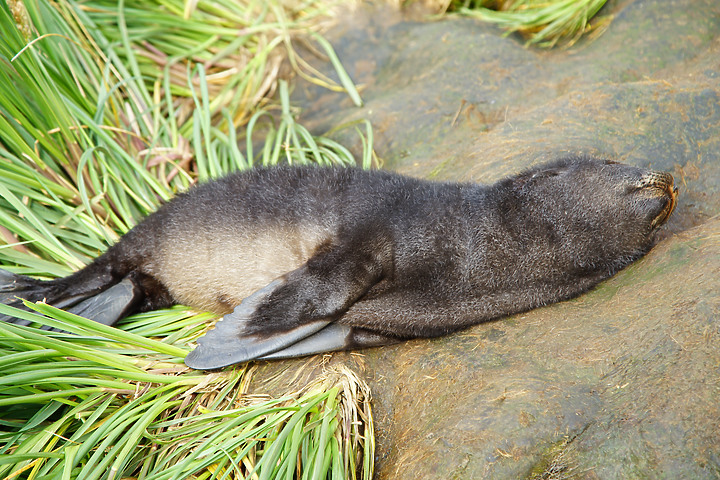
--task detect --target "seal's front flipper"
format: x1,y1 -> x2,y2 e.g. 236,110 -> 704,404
185,235 -> 390,369
185,279 -> 331,369
258,324 -> 400,360
185,317 -> 331,369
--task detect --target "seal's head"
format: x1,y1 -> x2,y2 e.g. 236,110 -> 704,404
504,156 -> 678,277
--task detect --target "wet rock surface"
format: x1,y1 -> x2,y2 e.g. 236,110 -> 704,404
254,0 -> 720,477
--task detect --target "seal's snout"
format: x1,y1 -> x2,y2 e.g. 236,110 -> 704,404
639,171 -> 678,229
638,171 -> 674,193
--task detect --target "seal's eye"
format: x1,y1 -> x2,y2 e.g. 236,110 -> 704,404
624,184 -> 644,195
531,169 -> 561,180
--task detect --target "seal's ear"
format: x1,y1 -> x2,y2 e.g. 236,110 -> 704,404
512,167 -> 562,191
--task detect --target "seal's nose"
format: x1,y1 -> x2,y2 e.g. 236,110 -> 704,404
638,171 -> 675,194
643,171 -> 678,229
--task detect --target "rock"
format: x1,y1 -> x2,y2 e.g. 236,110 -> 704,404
254,0 -> 720,477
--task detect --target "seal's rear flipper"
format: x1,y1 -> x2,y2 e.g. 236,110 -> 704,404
0,269 -> 77,325
186,318 -> 399,368
258,324 -> 400,360
66,278 -> 142,326
1,268 -> 142,328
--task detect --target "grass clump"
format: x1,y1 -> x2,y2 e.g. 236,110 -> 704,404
448,0 -> 611,47
0,0 -> 376,477
76,0 -> 363,128
0,303 -> 374,479
0,0 -> 373,274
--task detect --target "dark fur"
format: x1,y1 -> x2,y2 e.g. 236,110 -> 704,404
0,156 -> 677,366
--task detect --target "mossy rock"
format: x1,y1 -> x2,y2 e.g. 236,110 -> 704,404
255,0 -> 720,477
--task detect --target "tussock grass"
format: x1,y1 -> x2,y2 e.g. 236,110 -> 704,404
0,0 -> 372,273
77,0 -> 363,129
0,0 -> 375,477
449,0 -> 611,47
0,302 -> 374,479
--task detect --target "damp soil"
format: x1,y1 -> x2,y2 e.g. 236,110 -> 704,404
252,1 -> 720,478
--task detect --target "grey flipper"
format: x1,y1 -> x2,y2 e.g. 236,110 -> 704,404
0,269 -> 38,325
65,278 -> 141,326
185,318 -> 331,369
258,324 -> 400,360
1,268 -> 140,329
184,279 -> 332,370
0,269 -> 84,325
185,234 -> 388,370
0,268 -> 20,295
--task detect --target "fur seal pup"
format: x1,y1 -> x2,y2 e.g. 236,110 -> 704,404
0,156 -> 678,369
